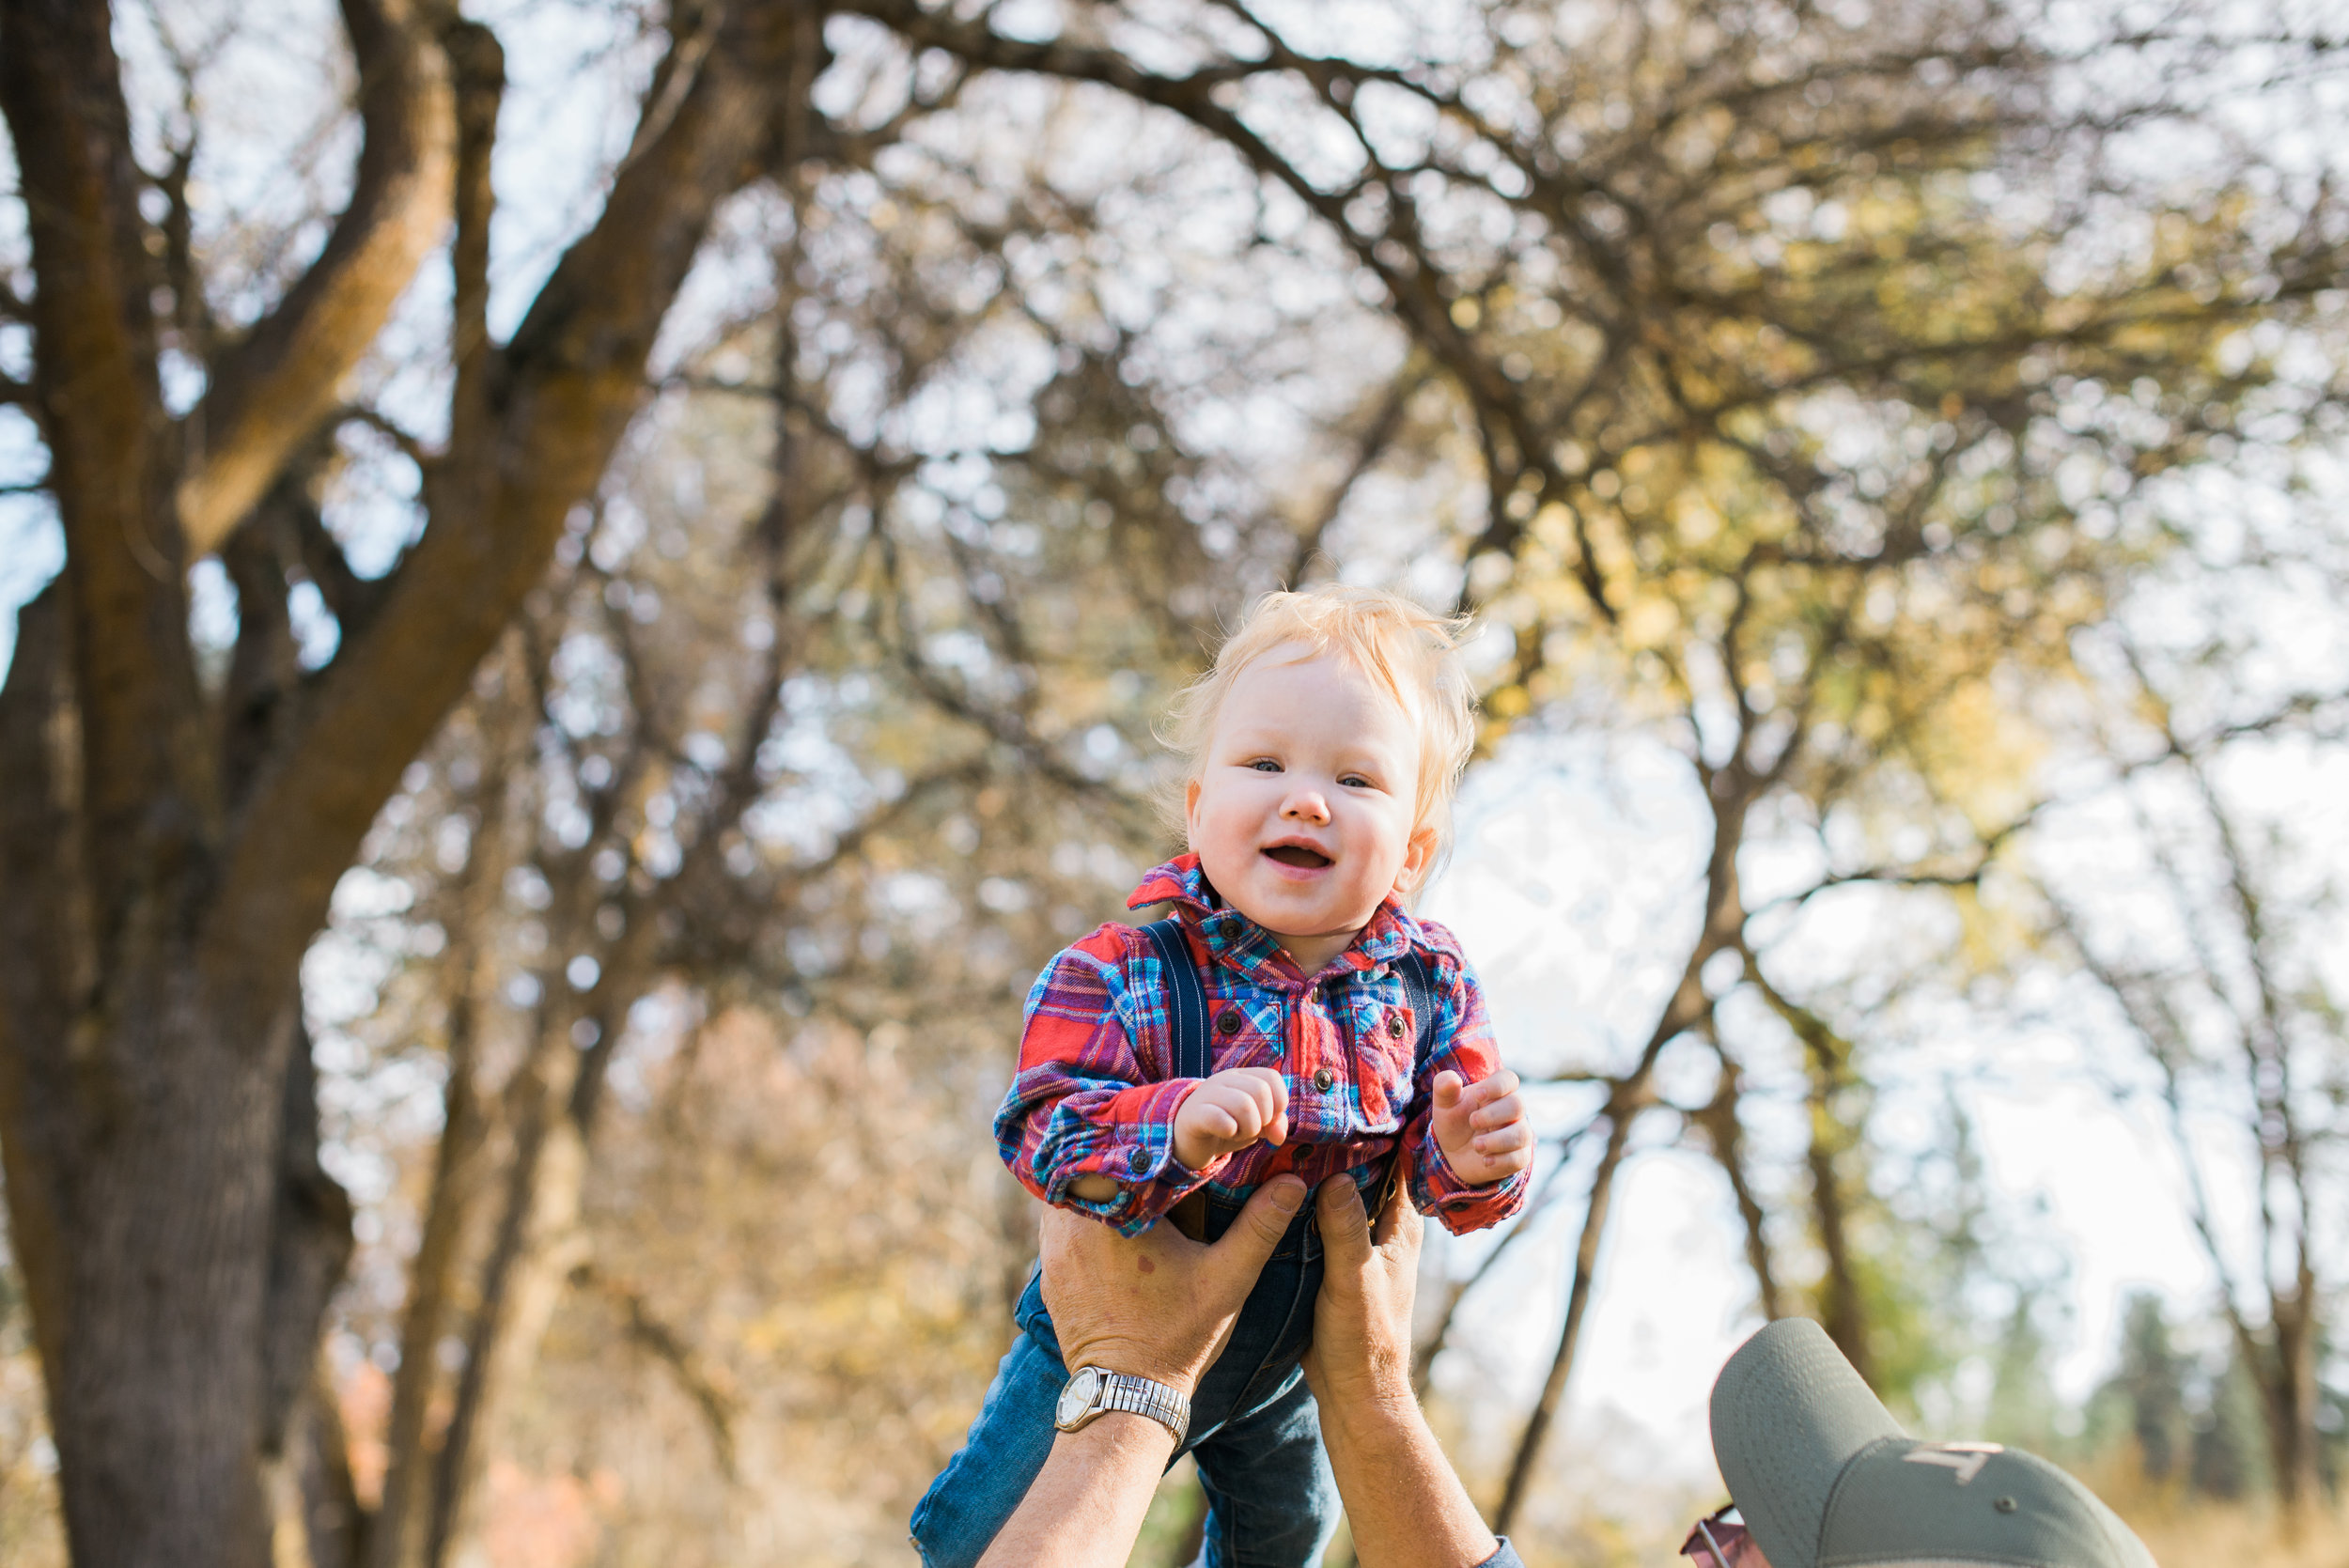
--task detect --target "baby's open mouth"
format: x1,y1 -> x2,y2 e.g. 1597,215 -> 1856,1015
1263,845 -> 1331,869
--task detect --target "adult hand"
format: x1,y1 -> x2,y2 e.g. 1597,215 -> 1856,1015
1040,1172 -> 1308,1395
980,1176 -> 1312,1568
1304,1174 -> 1502,1568
1301,1172 -> 1423,1419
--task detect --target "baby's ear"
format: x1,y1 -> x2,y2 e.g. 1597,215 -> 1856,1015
1394,823 -> 1440,895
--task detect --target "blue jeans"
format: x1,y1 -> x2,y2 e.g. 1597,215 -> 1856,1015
910,1197 -> 1339,1568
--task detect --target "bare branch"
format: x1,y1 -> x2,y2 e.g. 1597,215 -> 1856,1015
573,1261 -> 740,1481
443,19 -> 504,436
334,402 -> 437,468
1690,1035 -> 1783,1322
178,0 -> 456,557
1289,369 -> 1426,587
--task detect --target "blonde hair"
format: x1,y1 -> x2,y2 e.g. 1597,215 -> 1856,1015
1160,586 -> 1479,877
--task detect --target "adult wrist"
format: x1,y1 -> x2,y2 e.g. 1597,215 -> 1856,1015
1315,1374 -> 1424,1452
1059,1338 -> 1209,1401
1060,1407 -> 1181,1466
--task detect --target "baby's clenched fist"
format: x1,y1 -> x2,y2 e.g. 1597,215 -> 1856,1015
1431,1068 -> 1532,1187
1173,1066 -> 1290,1172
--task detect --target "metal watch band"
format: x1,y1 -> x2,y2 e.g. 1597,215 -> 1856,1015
1092,1370 -> 1190,1445
1100,1371 -> 1189,1445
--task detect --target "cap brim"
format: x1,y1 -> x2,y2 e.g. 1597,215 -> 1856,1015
1710,1320 -> 1906,1568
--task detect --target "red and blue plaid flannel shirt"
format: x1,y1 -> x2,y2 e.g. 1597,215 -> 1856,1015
996,854 -> 1529,1238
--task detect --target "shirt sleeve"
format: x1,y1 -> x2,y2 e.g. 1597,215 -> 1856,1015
1402,951 -> 1531,1236
994,927 -> 1224,1237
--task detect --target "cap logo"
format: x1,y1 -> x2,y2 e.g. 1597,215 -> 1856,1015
1902,1442 -> 2004,1484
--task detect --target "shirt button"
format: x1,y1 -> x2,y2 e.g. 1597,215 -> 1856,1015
1128,1148 -> 1150,1173
1387,1014 -> 1406,1038
1216,1012 -> 1243,1036
1313,1066 -> 1336,1092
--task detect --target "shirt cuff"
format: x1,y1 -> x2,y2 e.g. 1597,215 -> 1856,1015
1417,1134 -> 1530,1233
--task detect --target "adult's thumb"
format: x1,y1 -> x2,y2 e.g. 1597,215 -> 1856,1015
1214,1175 -> 1306,1276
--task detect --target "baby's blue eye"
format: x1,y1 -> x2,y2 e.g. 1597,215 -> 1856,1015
1249,759 -> 1282,772
1340,774 -> 1373,789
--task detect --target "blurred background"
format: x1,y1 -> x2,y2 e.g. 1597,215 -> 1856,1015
2,1 -> 2347,1564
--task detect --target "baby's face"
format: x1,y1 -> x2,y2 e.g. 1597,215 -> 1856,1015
1185,646 -> 1433,971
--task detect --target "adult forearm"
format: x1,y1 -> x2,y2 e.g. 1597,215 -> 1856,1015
1320,1390 -> 1499,1568
975,1414 -> 1175,1568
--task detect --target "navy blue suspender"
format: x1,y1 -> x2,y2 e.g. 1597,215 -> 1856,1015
1140,917 -> 1213,1081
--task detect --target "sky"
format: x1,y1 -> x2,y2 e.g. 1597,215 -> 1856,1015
1420,728 -> 2241,1489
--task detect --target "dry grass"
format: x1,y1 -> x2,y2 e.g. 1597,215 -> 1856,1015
2079,1459 -> 2349,1568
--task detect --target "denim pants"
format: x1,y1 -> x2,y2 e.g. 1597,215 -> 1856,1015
910,1197 -> 1339,1568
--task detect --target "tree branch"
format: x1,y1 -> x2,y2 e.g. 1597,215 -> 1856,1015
335,402 -> 437,470
572,1261 -> 740,1481
443,18 -> 504,439
1287,368 -> 1425,587
177,0 -> 453,557
203,1 -> 805,1030
0,0 -> 210,953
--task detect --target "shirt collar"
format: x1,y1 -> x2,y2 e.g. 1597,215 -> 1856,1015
1126,853 -> 1421,983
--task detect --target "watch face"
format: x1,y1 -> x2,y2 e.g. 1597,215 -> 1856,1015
1056,1367 -> 1099,1427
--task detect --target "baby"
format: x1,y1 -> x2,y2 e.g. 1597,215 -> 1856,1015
910,586 -> 1532,1568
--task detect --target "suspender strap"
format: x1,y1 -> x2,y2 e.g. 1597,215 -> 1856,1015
1141,917 -> 1213,1081
1392,950 -> 1439,1063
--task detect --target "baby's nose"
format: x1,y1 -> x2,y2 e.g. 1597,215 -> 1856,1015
1282,789 -> 1330,823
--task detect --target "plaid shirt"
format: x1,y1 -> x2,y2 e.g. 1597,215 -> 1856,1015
996,854 -> 1529,1238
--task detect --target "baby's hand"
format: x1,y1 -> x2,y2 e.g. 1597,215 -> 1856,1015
1431,1068 -> 1532,1187
1174,1067 -> 1290,1172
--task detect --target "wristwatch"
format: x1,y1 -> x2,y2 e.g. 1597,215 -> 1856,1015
1053,1365 -> 1190,1446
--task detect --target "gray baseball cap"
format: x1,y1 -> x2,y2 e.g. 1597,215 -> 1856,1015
1709,1320 -> 2159,1568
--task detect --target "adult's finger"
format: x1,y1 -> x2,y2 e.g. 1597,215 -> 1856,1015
1315,1172 -> 1373,1265
1371,1169 -> 1421,1248
1210,1173 -> 1307,1285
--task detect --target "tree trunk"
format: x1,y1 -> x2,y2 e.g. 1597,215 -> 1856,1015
2262,1276 -> 2323,1531
0,0 -> 808,1560
0,592 -> 305,1568
1490,1097 -> 1641,1535
1694,1053 -> 1783,1322
0,790 -> 303,1568
1488,766 -> 1755,1534
1806,1124 -> 1869,1386
1748,961 -> 1869,1379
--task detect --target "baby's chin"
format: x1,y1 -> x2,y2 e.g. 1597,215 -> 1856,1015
1219,879 -> 1384,939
